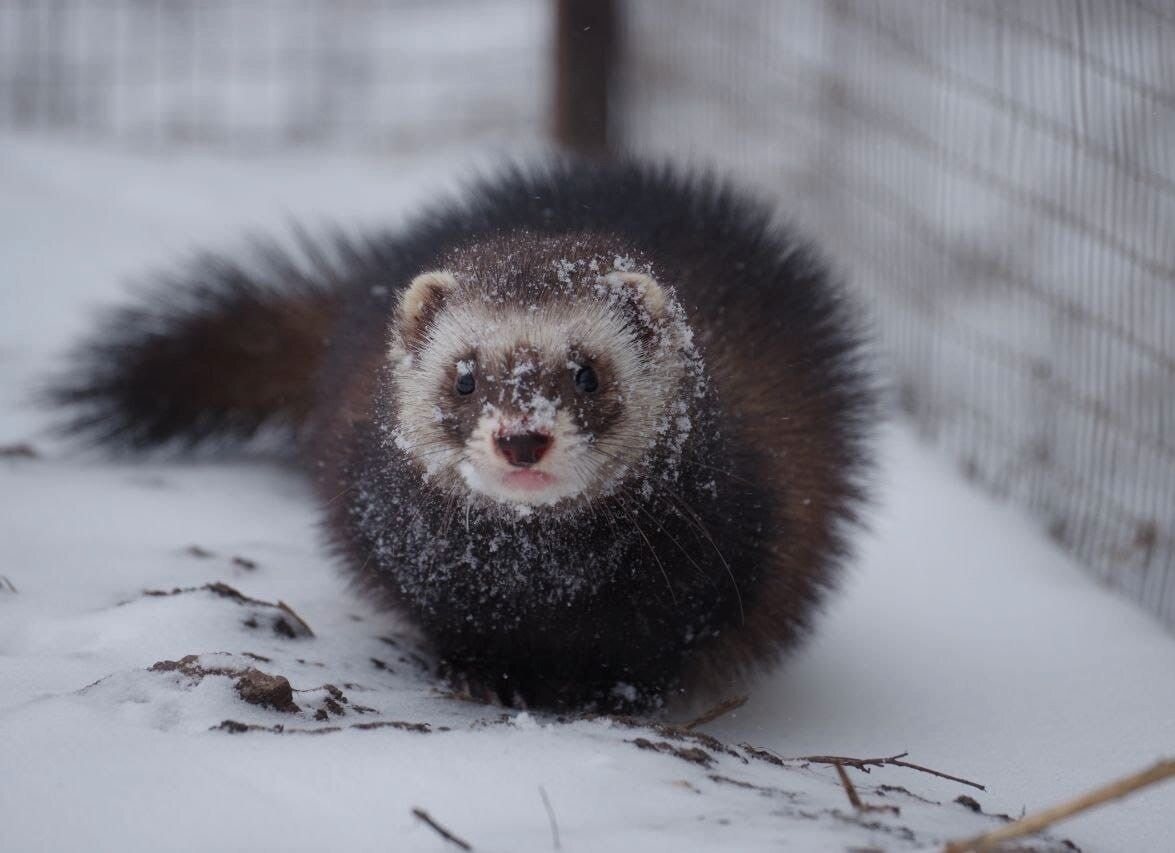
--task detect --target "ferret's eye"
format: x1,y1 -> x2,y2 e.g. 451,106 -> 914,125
574,365 -> 599,393
455,373 -> 476,395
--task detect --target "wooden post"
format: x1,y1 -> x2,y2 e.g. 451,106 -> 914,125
552,0 -> 616,157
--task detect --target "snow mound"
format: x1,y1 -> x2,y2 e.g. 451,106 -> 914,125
3,136 -> 1173,851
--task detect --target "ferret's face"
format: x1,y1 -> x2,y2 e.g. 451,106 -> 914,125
388,262 -> 690,509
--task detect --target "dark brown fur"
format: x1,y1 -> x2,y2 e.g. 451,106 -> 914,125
49,243 -> 342,448
50,161 -> 875,710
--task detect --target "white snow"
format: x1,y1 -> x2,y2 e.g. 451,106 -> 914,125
2,135 -> 1174,852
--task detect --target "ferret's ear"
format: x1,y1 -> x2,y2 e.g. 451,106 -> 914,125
603,271 -> 667,323
398,270 -> 458,351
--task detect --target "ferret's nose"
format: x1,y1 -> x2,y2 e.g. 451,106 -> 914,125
495,431 -> 552,467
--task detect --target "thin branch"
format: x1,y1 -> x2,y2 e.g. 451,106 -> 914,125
834,763 -> 901,815
835,762 -> 864,808
887,756 -> 987,791
682,696 -> 748,730
538,786 -> 561,850
411,807 -> 473,851
943,758 -> 1175,852
795,752 -> 986,792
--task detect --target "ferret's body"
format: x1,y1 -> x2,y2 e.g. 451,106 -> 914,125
54,161 -> 873,710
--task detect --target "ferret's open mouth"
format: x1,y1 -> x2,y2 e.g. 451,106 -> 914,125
500,469 -> 556,491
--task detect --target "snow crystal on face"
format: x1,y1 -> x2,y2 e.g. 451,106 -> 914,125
521,393 -> 557,431
456,359 -> 475,376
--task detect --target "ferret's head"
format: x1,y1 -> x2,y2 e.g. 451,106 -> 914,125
387,236 -> 700,511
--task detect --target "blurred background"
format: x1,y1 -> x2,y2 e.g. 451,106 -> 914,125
2,0 -> 1172,632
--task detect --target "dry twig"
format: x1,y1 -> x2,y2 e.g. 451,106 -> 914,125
411,807 -> 473,851
795,752 -> 986,791
682,695 -> 748,730
943,758 -> 1175,852
835,762 -> 863,808
834,762 -> 900,815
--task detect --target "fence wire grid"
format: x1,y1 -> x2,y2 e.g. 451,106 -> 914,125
0,0 -> 547,149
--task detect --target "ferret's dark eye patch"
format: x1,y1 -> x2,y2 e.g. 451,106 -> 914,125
455,372 -> 476,395
574,365 -> 599,393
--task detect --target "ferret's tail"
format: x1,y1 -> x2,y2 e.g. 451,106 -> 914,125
46,238 -> 345,450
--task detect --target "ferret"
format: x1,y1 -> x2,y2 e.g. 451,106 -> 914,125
51,160 -> 874,711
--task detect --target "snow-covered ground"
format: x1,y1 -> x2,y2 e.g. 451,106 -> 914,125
2,136 -> 1173,852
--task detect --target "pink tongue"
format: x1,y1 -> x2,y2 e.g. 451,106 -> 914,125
502,470 -> 553,491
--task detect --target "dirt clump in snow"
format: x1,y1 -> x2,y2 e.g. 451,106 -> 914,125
234,669 -> 300,713
149,654 -> 300,712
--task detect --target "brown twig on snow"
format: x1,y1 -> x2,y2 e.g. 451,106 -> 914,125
833,763 -> 901,815
943,758 -> 1175,853
411,808 -> 473,851
538,786 -> 561,850
834,762 -> 864,808
796,752 -> 986,792
682,695 -> 748,730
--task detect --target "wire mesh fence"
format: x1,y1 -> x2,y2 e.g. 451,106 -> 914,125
0,0 -> 548,149
615,0 -> 1175,627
